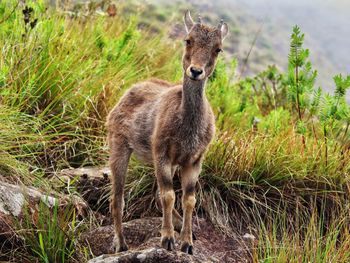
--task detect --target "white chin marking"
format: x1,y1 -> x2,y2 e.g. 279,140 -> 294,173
186,68 -> 192,78
197,74 -> 205,80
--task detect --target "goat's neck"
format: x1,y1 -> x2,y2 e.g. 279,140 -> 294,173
181,74 -> 206,128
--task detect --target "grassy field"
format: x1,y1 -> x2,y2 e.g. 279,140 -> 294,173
1,1 -> 350,262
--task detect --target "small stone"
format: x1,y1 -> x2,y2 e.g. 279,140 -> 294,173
136,253 -> 147,262
243,233 -> 255,240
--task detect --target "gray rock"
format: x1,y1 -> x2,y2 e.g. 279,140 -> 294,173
88,248 -> 196,263
0,181 -> 87,245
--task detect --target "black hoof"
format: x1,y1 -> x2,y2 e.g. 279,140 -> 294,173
116,243 -> 128,253
181,242 -> 193,255
161,236 -> 175,251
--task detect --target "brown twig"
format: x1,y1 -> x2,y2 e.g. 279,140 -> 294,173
238,19 -> 265,80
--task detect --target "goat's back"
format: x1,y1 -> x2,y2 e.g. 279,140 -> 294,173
107,79 -> 180,163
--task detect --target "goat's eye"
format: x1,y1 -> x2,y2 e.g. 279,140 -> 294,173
185,39 -> 191,46
215,48 -> 223,53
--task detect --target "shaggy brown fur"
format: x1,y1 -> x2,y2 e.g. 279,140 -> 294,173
107,11 -> 228,254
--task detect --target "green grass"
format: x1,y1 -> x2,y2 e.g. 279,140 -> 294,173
254,208 -> 350,262
1,1 -> 350,262
0,0 -> 181,175
20,199 -> 78,263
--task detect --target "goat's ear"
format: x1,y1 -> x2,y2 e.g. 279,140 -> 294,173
220,22 -> 229,41
184,10 -> 194,33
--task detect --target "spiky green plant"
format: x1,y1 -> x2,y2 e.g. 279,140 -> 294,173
319,74 -> 350,165
287,26 -> 318,145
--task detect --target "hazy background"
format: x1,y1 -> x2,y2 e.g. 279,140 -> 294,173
147,0 -> 349,97
173,0 -> 350,95
233,0 -> 350,86
68,0 -> 350,97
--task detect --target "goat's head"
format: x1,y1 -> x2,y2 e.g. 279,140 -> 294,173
183,10 -> 228,81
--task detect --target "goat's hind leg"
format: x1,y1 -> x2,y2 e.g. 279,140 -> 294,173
156,190 -> 183,235
169,166 -> 183,234
172,208 -> 197,240
109,135 -> 132,252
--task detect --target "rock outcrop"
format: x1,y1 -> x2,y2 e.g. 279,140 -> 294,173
0,181 -> 87,252
56,166 -> 111,215
89,248 -> 197,263
83,217 -> 252,263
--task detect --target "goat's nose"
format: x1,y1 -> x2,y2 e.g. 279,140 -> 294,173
190,67 -> 203,78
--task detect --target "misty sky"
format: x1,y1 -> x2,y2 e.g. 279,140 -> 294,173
235,0 -> 350,87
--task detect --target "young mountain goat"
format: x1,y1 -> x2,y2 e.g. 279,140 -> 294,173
107,11 -> 228,255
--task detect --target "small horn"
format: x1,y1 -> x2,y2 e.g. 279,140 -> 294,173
218,19 -> 224,28
197,14 -> 202,24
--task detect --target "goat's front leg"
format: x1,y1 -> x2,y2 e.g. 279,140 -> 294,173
155,157 -> 176,251
155,166 -> 184,236
179,162 -> 201,254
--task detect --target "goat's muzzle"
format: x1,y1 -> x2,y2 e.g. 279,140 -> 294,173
186,65 -> 205,80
